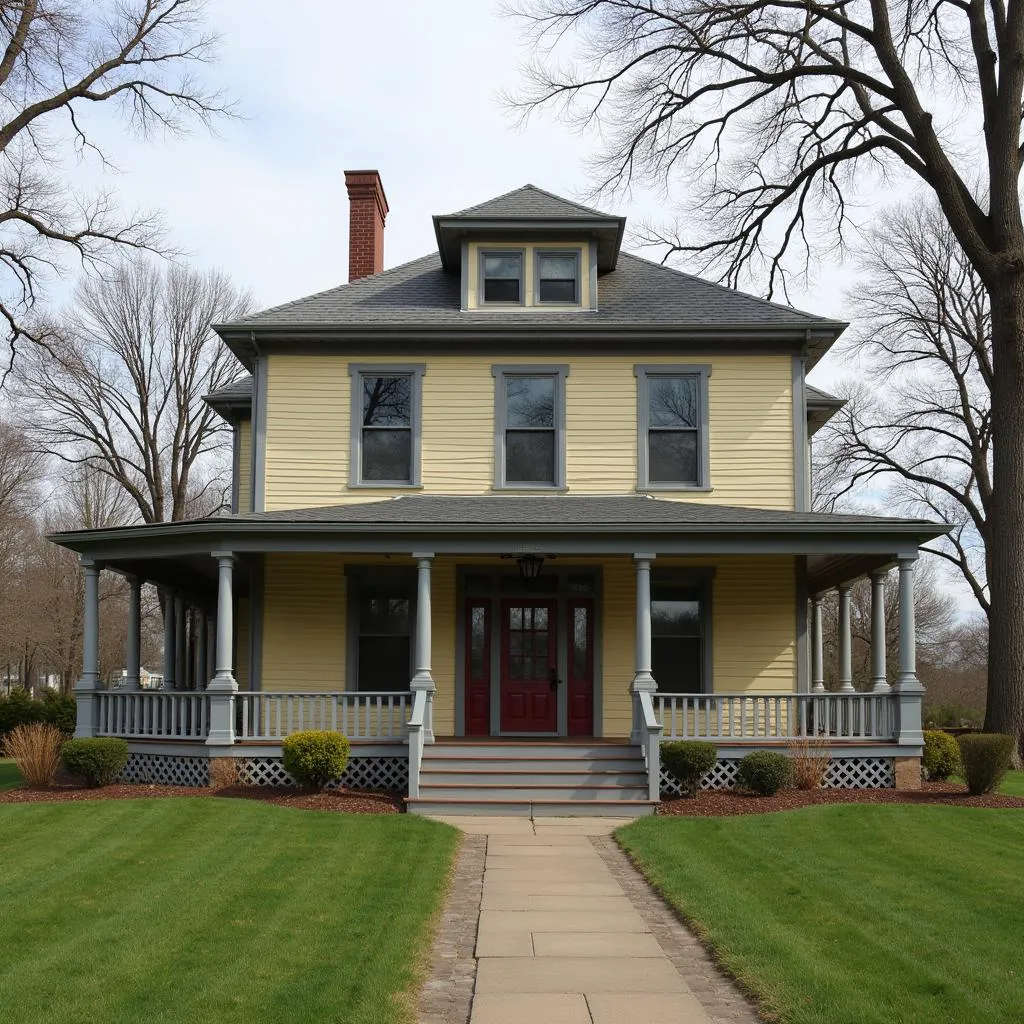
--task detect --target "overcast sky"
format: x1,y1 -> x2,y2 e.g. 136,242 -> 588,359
65,0 -> 865,386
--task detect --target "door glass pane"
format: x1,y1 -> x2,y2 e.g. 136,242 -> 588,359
362,429 -> 411,481
648,376 -> 698,428
510,606 -> 522,629
534,606 -> 548,628
362,375 -> 411,426
470,606 -> 486,680
648,431 -> 697,484
573,606 -> 589,678
506,431 -> 555,483
506,377 -> 555,428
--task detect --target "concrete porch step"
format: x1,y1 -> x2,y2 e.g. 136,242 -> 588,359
406,796 -> 657,817
426,742 -> 639,759
423,756 -> 644,772
419,783 -> 649,801
419,769 -> 649,787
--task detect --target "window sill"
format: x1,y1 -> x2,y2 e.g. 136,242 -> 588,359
491,485 -> 569,493
637,485 -> 715,494
348,482 -> 424,490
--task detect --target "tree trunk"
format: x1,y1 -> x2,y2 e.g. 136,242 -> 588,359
984,280 -> 1024,761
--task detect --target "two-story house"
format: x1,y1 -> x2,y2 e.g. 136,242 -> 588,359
53,171 -> 947,815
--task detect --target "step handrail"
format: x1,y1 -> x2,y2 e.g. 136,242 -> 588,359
638,690 -> 663,802
407,689 -> 427,799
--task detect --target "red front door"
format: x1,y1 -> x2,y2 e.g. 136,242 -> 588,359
501,600 -> 558,732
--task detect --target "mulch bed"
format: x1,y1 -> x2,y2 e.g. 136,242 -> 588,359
659,781 -> 1024,816
0,782 -> 403,814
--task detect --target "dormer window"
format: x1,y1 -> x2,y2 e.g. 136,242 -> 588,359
537,252 -> 580,304
482,251 -> 524,304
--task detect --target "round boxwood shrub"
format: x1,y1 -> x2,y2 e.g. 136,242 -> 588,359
922,729 -> 961,781
60,738 -> 129,787
282,730 -> 350,792
737,751 -> 792,796
660,741 -> 718,797
957,733 -> 1014,796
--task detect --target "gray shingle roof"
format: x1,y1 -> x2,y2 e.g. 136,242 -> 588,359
223,252 -> 838,332
443,184 -> 618,221
205,377 -> 253,403
806,384 -> 844,405
228,494 -> 934,530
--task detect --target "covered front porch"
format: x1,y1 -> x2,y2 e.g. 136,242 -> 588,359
51,494 -> 947,802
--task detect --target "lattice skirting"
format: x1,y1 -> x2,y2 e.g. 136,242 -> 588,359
236,756 -> 409,792
659,756 -> 895,795
120,753 -> 210,787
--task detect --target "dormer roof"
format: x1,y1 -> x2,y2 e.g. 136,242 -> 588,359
432,184 -> 626,271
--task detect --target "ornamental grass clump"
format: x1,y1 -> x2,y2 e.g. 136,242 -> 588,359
787,736 -> 831,790
956,733 -> 1014,796
60,738 -> 129,787
1,723 -> 64,787
922,730 -> 962,781
660,740 -> 717,797
738,750 -> 792,796
282,730 -> 350,792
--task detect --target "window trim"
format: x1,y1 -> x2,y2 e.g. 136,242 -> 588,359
634,364 -> 712,491
344,566 -> 417,693
348,363 -> 425,488
650,568 -> 714,694
534,248 -> 583,307
479,248 -> 526,306
492,364 -> 569,490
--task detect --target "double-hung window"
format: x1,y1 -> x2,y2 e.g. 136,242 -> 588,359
481,251 -> 524,304
492,366 -> 568,488
536,251 -> 580,304
651,580 -> 709,693
635,365 -> 711,489
349,364 -> 424,486
349,575 -> 415,692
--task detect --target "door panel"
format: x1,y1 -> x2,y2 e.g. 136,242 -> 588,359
501,599 -> 558,732
567,599 -> 594,736
464,600 -> 490,736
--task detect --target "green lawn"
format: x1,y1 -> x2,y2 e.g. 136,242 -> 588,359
620,806 -> 1024,1024
0,758 -> 21,789
0,799 -> 458,1024
998,769 -> 1024,795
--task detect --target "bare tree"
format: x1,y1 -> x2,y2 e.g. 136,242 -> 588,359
0,1 -> 230,365
509,0 -> 1024,746
818,202 -> 991,617
15,258 -> 251,523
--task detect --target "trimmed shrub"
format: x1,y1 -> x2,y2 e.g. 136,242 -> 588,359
1,723 -> 63,787
922,730 -> 961,781
60,738 -> 129,787
282,731 -> 350,792
738,751 -> 792,796
0,689 -> 43,736
787,736 -> 831,790
957,733 -> 1014,796
39,691 -> 76,735
660,741 -> 718,797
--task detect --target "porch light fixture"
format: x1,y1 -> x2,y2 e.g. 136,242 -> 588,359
516,554 -> 545,580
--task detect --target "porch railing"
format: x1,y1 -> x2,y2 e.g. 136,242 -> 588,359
234,691 -> 413,742
653,692 -> 897,742
95,691 -> 211,740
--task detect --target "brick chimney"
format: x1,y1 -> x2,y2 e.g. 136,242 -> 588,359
345,169 -> 388,282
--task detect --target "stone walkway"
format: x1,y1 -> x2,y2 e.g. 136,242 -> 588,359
419,817 -> 760,1024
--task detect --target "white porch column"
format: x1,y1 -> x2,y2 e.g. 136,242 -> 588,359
73,557 -> 101,738
174,594 -> 186,690
162,589 -> 176,690
837,583 -> 854,692
124,576 -> 142,690
207,552 -> 237,747
893,554 -> 925,753
811,595 -> 825,693
631,553 -> 657,743
411,552 -> 436,743
870,570 -> 890,692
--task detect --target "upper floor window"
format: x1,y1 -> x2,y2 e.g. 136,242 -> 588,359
348,364 -> 425,487
482,251 -> 524,304
635,365 -> 711,490
492,365 -> 568,488
536,252 -> 580,304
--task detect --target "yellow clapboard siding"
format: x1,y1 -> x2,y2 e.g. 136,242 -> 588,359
237,419 -> 252,515
261,553 -> 346,692
262,353 -> 794,511
431,558 -> 457,736
235,597 -> 250,690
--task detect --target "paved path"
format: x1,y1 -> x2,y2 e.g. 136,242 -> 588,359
424,816 -> 759,1024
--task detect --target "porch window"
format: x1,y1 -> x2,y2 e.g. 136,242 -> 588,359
492,365 -> 568,488
348,364 -> 424,486
635,365 -> 711,489
651,584 -> 706,693
356,588 -> 413,691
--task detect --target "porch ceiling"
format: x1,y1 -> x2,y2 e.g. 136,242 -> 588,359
93,552 -> 253,607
